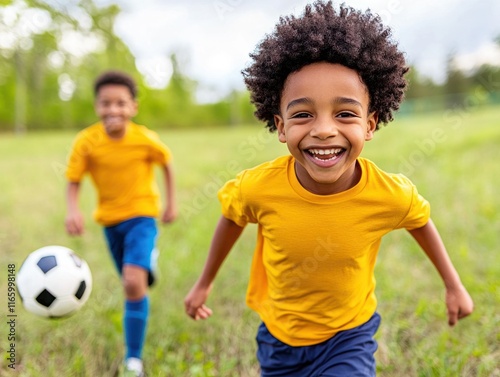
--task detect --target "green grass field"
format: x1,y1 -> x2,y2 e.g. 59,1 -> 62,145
1,106 -> 499,376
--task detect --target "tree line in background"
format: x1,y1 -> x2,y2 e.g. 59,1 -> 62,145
1,0 -> 499,132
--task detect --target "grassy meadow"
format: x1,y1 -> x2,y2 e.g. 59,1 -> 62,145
1,105 -> 499,376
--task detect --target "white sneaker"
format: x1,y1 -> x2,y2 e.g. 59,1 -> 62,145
124,357 -> 144,377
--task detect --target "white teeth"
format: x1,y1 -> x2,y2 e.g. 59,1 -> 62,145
308,148 -> 342,155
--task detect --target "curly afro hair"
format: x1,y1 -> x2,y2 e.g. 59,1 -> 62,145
94,70 -> 138,99
242,1 -> 408,131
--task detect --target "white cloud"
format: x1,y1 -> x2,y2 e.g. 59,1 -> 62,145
453,42 -> 500,72
58,29 -> 106,58
135,56 -> 173,88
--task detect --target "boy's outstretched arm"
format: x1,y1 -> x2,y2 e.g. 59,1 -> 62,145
184,215 -> 245,320
408,219 -> 474,326
65,181 -> 84,236
160,162 -> 177,223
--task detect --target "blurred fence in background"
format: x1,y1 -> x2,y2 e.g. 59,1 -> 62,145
399,91 -> 500,117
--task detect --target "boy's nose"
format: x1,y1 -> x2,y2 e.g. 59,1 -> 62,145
310,118 -> 338,139
108,104 -> 121,114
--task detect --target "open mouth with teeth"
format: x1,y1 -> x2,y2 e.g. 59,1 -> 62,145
306,148 -> 345,161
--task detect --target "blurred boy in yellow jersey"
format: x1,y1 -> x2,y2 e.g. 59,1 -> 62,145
65,71 -> 176,377
184,2 -> 473,376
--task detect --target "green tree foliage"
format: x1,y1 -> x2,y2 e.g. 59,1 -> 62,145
0,0 -> 139,131
405,66 -> 443,99
472,34 -> 500,97
145,53 -> 198,129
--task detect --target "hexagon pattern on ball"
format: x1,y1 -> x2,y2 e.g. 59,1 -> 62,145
16,246 -> 92,318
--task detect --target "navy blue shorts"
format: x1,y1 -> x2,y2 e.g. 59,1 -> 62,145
256,312 -> 381,377
103,217 -> 159,286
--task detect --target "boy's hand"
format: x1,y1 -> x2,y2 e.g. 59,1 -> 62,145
445,284 -> 473,326
161,206 -> 177,224
65,210 -> 84,236
184,283 -> 213,320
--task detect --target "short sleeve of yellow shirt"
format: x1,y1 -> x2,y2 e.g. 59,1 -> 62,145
218,170 -> 256,227
218,156 -> 430,346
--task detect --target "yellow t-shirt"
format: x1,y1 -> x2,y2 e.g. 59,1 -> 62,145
218,155 -> 430,346
66,122 -> 172,226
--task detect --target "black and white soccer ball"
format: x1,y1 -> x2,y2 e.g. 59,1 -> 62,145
16,245 -> 92,318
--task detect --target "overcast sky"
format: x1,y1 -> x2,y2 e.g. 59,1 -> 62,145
99,0 -> 500,102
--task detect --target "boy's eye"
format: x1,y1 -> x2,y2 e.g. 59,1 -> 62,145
290,112 -> 311,119
337,112 -> 357,118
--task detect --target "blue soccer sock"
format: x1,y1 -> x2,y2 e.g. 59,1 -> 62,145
124,296 -> 149,360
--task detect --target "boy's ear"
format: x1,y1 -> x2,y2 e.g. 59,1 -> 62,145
274,115 -> 286,143
365,112 -> 378,141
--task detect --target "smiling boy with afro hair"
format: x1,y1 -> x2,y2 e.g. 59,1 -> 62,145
185,2 -> 473,376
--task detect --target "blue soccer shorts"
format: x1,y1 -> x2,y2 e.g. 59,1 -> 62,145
103,217 -> 159,286
256,312 -> 381,377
